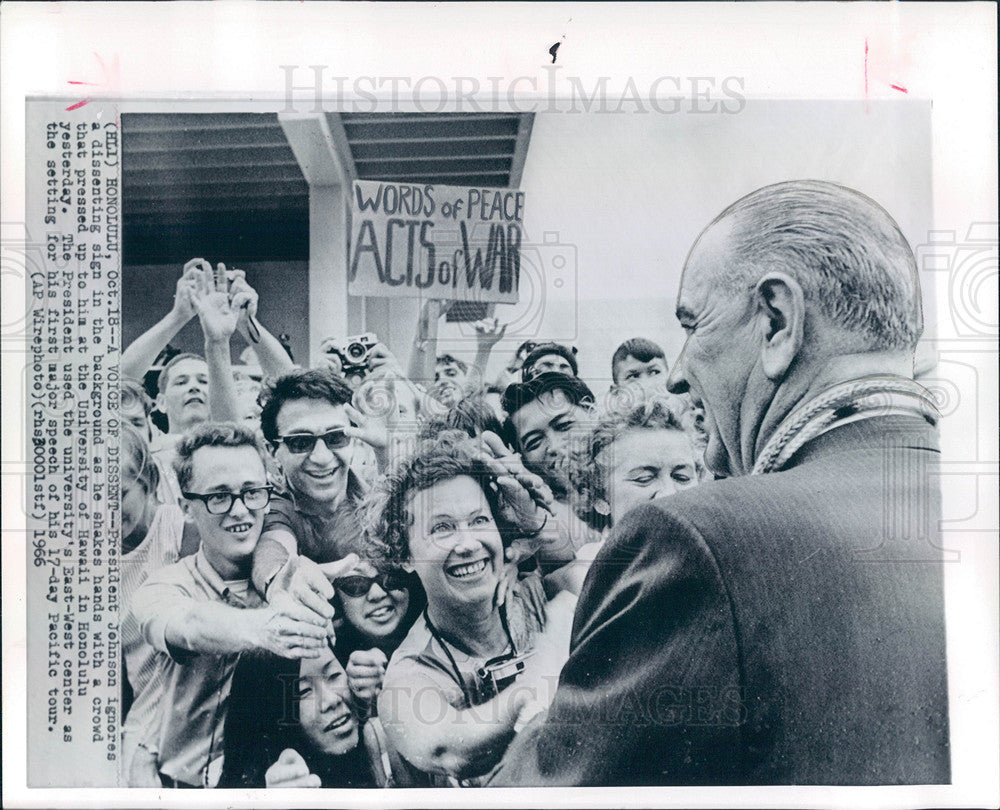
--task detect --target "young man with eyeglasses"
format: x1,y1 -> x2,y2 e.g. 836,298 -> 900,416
127,422 -> 338,788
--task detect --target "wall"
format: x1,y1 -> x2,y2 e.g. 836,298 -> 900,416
122,260 -> 309,366
436,99 -> 933,399
123,100 -> 932,399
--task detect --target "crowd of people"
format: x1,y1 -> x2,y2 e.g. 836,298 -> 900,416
119,180 -> 949,789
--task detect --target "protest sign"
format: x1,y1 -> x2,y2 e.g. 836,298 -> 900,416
348,180 -> 524,303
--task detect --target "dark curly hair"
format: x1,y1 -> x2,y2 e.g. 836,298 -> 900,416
362,431 -> 520,571
258,368 -> 353,444
416,395 -> 503,442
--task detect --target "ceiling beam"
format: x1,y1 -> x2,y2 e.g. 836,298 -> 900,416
324,113 -> 357,183
278,111 -> 348,186
508,113 -> 534,189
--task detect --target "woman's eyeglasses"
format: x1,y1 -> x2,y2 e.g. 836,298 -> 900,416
276,429 -> 350,455
334,572 -> 411,597
182,486 -> 273,515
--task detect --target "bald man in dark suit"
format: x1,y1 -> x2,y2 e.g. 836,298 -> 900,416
490,180 -> 949,785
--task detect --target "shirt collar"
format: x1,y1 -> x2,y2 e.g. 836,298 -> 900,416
193,549 -> 230,598
193,548 -> 256,606
282,465 -> 367,518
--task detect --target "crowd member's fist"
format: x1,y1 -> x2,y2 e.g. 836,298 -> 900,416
346,648 -> 389,703
264,748 -> 321,788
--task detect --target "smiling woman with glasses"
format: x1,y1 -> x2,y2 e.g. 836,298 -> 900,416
361,431 -> 577,787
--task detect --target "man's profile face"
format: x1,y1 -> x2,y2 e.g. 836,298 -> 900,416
510,388 -> 589,497
183,444 -> 269,578
273,397 -> 353,505
667,220 -> 759,477
157,357 -> 210,433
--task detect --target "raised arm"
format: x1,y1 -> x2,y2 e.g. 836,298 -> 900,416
228,269 -> 297,378
190,261 -> 241,423
407,299 -> 452,387
470,316 -> 507,391
121,260 -> 200,380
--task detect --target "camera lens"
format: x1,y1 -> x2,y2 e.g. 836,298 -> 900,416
346,342 -> 366,360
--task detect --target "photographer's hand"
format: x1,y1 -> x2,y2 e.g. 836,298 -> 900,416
317,337 -> 345,376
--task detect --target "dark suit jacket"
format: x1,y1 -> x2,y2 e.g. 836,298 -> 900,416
491,414 -> 950,785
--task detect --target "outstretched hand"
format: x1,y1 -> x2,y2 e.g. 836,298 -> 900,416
474,431 -> 554,542
343,402 -> 391,451
190,260 -> 239,343
172,259 -> 203,322
227,268 -> 260,338
474,317 -> 507,349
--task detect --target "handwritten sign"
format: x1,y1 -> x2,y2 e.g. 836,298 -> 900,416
348,180 -> 524,303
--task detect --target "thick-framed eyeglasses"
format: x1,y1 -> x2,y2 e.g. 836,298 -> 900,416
334,571 -> 411,598
182,486 -> 273,515
276,429 -> 350,455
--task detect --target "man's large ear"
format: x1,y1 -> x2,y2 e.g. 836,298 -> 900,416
755,272 -> 805,381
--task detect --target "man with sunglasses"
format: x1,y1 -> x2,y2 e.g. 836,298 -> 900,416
251,368 -> 384,621
128,423 -> 336,788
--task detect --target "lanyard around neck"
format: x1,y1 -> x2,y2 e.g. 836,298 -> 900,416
423,604 -> 516,706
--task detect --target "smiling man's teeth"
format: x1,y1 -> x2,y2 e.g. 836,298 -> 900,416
448,559 -> 488,578
325,713 -> 353,732
225,523 -> 253,534
368,605 -> 393,620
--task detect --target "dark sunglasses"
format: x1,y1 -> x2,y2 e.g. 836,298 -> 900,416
334,572 -> 411,597
276,429 -> 350,455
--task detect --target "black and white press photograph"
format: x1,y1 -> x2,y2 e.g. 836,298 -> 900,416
4,3 -> 997,808
114,100 -> 949,789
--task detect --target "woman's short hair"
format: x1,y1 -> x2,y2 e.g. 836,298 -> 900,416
573,397 -> 700,506
363,430 -> 516,571
122,424 -> 159,495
